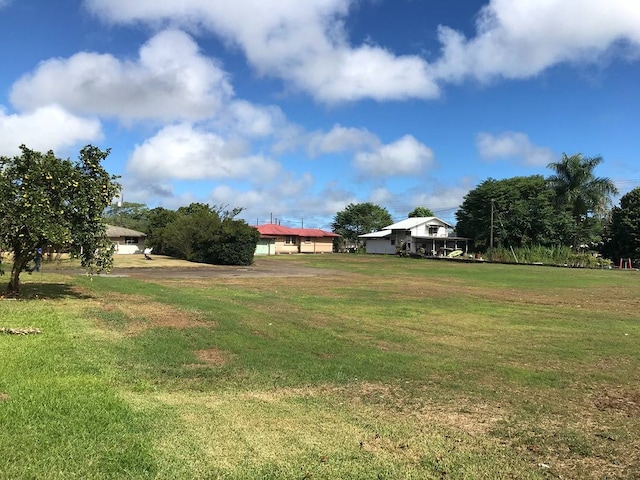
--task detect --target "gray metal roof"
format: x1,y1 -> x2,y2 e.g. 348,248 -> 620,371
383,216 -> 453,230
359,230 -> 392,238
106,225 -> 146,237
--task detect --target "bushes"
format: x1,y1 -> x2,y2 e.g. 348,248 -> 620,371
486,245 -> 611,268
209,220 -> 260,266
148,203 -> 259,266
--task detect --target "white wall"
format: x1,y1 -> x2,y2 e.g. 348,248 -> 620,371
365,238 -> 396,255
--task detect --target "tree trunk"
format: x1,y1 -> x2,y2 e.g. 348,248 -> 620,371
6,256 -> 27,297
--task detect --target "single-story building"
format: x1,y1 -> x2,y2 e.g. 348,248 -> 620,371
359,230 -> 396,255
106,225 -> 146,254
255,224 -> 340,255
360,217 -> 470,256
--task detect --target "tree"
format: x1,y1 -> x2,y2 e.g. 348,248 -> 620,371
145,207 -> 179,256
162,206 -> 221,262
455,176 -> 575,251
0,145 -> 119,295
602,187 -> 640,263
408,206 -> 434,218
209,219 -> 260,266
331,202 -> 393,248
103,201 -> 150,232
547,153 -> 618,247
156,203 -> 258,265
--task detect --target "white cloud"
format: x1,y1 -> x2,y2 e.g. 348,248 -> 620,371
476,131 -> 555,166
0,105 -> 102,156
218,101 -> 287,138
208,185 -> 275,214
84,0 -> 640,102
307,124 -> 379,157
10,30 -> 232,122
127,123 -> 281,181
369,187 -> 394,206
207,175 -> 346,223
296,44 -> 438,103
434,0 -> 640,83
84,0 -> 439,103
354,135 -> 435,177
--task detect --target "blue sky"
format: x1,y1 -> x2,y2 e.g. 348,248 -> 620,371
1,0 -> 638,229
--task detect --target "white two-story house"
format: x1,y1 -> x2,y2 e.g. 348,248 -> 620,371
359,217 -> 469,256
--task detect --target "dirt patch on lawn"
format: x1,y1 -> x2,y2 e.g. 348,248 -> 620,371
192,348 -> 231,366
593,387 -> 640,416
97,291 -> 210,334
115,258 -> 343,281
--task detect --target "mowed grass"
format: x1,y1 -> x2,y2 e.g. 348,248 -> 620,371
1,255 -> 639,479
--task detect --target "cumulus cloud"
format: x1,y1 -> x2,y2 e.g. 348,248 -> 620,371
217,100 -> 287,138
476,131 -> 555,166
0,105 -> 102,156
207,174 -> 349,223
307,124 -> 379,157
127,123 -> 281,181
208,185 -> 276,214
85,0 -> 640,100
434,0 -> 640,83
354,135 -> 435,177
10,30 -> 232,122
84,0 -> 439,103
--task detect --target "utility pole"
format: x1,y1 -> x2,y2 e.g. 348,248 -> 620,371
118,188 -> 124,226
490,199 -> 494,261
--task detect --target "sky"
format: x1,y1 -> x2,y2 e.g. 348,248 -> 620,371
1,0 -> 639,230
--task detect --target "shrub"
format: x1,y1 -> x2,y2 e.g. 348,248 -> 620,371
209,219 -> 260,266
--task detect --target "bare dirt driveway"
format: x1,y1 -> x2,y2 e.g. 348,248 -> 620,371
107,257 -> 338,280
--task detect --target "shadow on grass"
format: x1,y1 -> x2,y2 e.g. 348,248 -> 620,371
1,283 -> 93,300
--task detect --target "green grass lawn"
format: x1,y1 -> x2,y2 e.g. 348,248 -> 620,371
1,255 -> 639,479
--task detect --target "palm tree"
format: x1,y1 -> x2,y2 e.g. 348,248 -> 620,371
547,153 -> 618,247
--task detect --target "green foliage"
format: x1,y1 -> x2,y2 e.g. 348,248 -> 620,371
162,206 -> 221,263
145,207 -> 179,256
456,176 -> 575,251
408,206 -> 434,217
0,145 -> 119,295
487,245 -> 611,267
209,219 -> 260,265
331,202 -> 393,247
603,187 -> 640,263
148,203 -> 258,265
103,201 -> 151,232
547,153 -> 618,246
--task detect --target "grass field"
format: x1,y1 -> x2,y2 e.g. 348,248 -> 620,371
1,254 -> 639,479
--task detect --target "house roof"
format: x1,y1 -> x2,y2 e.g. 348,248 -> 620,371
106,225 -> 146,238
359,230 -> 392,238
256,224 -> 340,238
383,216 -> 453,230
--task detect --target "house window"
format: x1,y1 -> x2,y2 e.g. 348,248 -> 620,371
285,236 -> 297,245
124,236 -> 139,244
305,237 -> 311,243
428,226 -> 439,236
390,238 -> 395,245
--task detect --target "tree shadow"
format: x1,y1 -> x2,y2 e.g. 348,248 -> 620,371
1,283 -> 93,300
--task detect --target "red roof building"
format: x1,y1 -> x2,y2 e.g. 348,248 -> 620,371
255,224 -> 339,255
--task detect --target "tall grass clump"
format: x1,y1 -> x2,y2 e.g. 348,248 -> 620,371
487,245 -> 611,267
